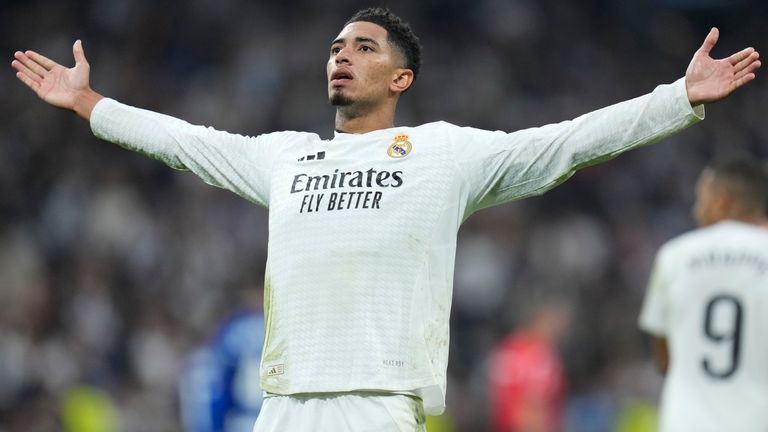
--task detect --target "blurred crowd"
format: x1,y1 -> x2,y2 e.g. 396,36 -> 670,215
1,0 -> 766,431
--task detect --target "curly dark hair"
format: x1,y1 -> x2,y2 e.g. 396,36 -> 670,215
345,7 -> 422,83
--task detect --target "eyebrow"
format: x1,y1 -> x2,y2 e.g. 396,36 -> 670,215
331,36 -> 382,47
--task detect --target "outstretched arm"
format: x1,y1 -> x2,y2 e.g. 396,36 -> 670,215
456,29 -> 759,212
11,40 -> 102,120
11,40 -> 280,208
685,27 -> 761,105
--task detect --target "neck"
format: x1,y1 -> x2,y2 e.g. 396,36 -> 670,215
729,215 -> 768,226
334,100 -> 397,134
716,210 -> 768,227
528,320 -> 556,344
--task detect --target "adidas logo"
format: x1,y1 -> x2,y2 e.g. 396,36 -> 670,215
266,364 -> 285,376
298,151 -> 326,162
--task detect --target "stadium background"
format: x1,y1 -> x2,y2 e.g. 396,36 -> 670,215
0,0 -> 766,430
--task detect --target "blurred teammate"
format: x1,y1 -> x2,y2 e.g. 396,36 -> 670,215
489,300 -> 571,432
639,156 -> 768,431
12,7 -> 761,431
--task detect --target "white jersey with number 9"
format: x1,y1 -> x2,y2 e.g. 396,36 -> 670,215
639,221 -> 768,432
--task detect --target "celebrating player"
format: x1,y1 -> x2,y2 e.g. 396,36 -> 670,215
12,7 -> 761,431
639,156 -> 768,431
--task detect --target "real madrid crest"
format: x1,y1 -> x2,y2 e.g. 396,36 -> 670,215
387,133 -> 412,158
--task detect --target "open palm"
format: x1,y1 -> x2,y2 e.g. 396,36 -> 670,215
686,28 -> 761,105
12,40 -> 91,110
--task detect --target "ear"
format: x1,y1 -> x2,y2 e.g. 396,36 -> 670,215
713,190 -> 735,218
390,68 -> 414,94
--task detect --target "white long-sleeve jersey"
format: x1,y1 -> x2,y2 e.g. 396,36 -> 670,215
91,78 -> 703,415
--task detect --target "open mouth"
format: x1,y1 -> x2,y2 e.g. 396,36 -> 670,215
330,70 -> 353,85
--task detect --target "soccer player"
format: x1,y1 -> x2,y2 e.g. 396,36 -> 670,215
11,7 -> 761,431
638,156 -> 768,431
179,308 -> 265,432
488,300 -> 571,432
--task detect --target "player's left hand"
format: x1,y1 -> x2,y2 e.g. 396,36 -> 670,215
685,27 -> 761,106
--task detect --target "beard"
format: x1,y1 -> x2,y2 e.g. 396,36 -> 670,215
329,90 -> 354,106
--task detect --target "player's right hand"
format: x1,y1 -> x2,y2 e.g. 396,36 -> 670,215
12,40 -> 100,118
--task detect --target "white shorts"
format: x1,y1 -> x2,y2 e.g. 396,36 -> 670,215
252,392 -> 427,432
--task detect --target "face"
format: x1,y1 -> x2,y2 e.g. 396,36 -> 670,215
693,170 -> 723,227
546,303 -> 573,344
327,21 -> 410,107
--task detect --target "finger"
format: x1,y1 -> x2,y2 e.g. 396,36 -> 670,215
728,47 -> 755,66
73,40 -> 88,65
699,27 -> 719,55
732,72 -> 756,90
733,59 -> 761,82
15,70 -> 41,92
12,60 -> 43,85
13,51 -> 46,79
732,51 -> 759,73
10,58 -> 35,78
24,50 -> 57,71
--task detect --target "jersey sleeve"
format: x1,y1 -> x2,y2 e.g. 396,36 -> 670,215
90,98 -> 287,207
639,242 -> 674,336
450,78 -> 704,214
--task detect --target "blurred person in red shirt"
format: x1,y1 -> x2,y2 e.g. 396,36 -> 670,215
489,300 -> 571,432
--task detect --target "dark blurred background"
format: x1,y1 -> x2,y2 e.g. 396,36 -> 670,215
1,0 -> 766,431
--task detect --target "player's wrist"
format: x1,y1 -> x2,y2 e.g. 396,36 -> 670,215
685,77 -> 703,106
71,88 -> 103,121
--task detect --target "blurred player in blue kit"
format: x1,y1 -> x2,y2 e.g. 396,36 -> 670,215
180,308 -> 265,432
12,6 -> 761,431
